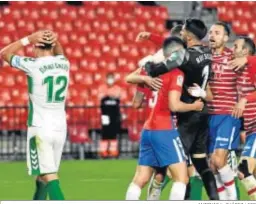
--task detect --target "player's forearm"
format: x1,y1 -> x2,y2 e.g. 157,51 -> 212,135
126,68 -> 145,84
205,85 -> 213,101
53,41 -> 64,56
169,101 -> 198,112
145,49 -> 187,77
132,91 -> 144,109
0,40 -> 24,64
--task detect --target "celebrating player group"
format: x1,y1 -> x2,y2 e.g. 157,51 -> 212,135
125,18 -> 256,200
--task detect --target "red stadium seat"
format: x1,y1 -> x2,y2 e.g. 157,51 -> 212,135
69,125 -> 91,143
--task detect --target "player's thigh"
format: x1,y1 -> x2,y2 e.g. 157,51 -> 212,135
27,127 -> 55,176
178,125 -> 195,157
53,129 -> 67,170
138,129 -> 159,167
168,161 -> 188,183
151,129 -> 186,167
214,115 -> 241,151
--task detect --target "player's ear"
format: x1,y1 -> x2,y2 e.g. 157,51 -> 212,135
223,35 -> 229,43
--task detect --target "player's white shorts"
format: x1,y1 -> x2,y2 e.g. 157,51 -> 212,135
27,126 -> 67,176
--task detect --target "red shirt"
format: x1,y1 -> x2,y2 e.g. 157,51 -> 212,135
140,69 -> 184,130
208,47 -> 238,115
237,66 -> 256,136
149,34 -> 164,48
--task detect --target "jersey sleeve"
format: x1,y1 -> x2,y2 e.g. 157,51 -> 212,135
168,70 -> 184,92
10,55 -> 35,75
148,33 -> 164,47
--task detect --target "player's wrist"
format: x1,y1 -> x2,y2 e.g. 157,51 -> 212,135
20,37 -> 30,46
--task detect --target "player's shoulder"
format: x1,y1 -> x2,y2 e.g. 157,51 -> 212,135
170,68 -> 184,76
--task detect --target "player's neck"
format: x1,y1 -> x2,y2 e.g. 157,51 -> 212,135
212,46 -> 225,55
37,51 -> 53,57
187,40 -> 202,47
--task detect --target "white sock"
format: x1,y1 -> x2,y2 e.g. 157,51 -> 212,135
125,182 -> 141,200
214,174 -> 229,200
218,165 -> 237,200
147,179 -> 162,200
169,182 -> 186,200
241,175 -> 256,200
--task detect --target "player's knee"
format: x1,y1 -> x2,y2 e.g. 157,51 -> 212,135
41,173 -> 58,183
212,153 -> 226,169
133,175 -> 151,188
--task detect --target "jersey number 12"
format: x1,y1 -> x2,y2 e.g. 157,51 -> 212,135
43,76 -> 68,102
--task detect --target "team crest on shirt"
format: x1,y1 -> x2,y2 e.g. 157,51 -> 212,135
177,75 -> 183,86
212,58 -> 229,79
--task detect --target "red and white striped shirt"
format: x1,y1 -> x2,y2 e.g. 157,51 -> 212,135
208,48 -> 238,115
237,67 -> 256,136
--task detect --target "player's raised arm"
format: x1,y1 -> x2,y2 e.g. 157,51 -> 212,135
53,41 -> 65,56
0,30 -> 53,64
145,37 -> 189,77
125,67 -> 163,91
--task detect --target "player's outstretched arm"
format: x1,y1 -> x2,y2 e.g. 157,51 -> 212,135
168,90 -> 204,112
0,30 -> 53,64
126,68 -> 163,91
145,48 -> 189,77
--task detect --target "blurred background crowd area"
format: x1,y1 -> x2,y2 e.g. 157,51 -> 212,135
0,1 -> 255,159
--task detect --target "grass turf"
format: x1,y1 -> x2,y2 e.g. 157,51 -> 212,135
0,160 -> 249,200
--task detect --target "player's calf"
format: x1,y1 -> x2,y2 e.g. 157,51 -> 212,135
33,176 -> 47,200
126,166 -> 153,200
192,155 -> 219,200
212,149 -> 237,200
168,161 -> 189,200
41,173 -> 65,200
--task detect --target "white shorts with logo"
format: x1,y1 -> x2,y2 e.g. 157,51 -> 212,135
27,126 -> 67,176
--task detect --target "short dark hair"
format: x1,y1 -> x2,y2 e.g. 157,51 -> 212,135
184,18 -> 207,40
37,43 -> 53,50
239,36 -> 256,55
214,21 -> 231,36
163,36 -> 186,56
170,25 -> 182,37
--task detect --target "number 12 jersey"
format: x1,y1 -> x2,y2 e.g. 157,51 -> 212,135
11,55 -> 70,130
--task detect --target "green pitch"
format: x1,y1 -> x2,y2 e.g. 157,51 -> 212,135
0,160 -> 249,200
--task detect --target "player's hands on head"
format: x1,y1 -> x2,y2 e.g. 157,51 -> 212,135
232,98 -> 247,118
228,57 -> 247,72
28,30 -> 57,47
136,32 -> 151,42
193,99 -> 204,111
143,75 -> 163,91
